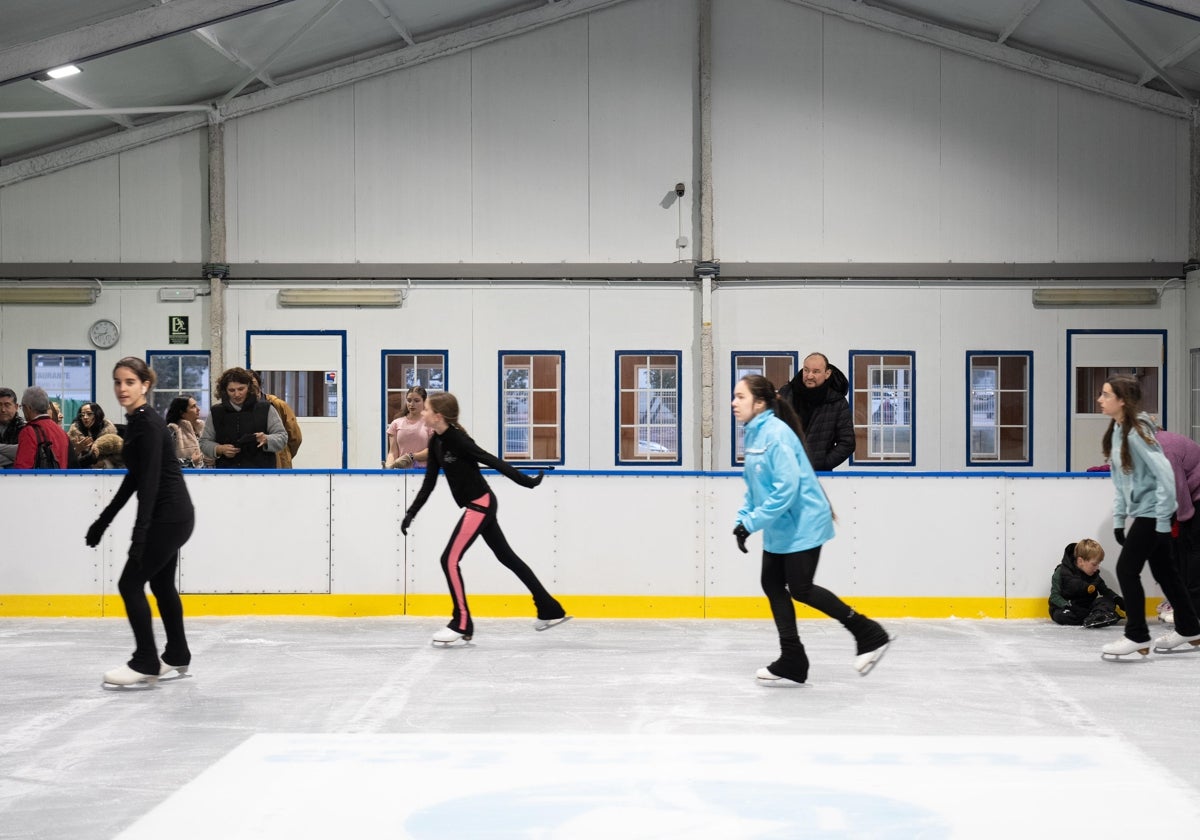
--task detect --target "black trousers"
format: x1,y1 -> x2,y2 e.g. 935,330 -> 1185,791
117,515 -> 195,675
760,545 -> 854,638
1174,515 -> 1200,615
1116,517 -> 1200,642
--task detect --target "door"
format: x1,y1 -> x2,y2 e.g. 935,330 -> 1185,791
248,331 -> 346,468
1067,330 -> 1165,471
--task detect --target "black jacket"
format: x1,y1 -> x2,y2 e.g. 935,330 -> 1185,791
209,399 -> 274,469
99,405 -> 193,543
778,364 -> 855,471
406,425 -> 538,519
1048,543 -> 1121,614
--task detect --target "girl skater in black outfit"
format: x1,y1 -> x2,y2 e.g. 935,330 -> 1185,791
86,357 -> 195,687
401,392 -> 569,646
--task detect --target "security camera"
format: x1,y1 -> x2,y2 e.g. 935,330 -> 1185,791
674,183 -> 685,197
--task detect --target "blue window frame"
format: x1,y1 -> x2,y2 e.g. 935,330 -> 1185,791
615,351 -> 682,466
966,351 -> 1033,467
498,351 -> 565,465
730,351 -> 798,465
28,349 -> 95,427
849,350 -> 915,467
382,349 -> 448,460
148,350 -> 211,419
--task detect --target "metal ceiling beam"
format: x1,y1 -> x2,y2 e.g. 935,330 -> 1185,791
0,0 -> 299,87
1081,0 -> 1195,104
365,0 -> 417,46
1136,29 -> 1200,85
996,0 -> 1043,44
34,81 -> 136,129
781,0 -> 1189,116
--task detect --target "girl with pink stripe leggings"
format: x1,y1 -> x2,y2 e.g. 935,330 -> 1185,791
401,392 -> 569,645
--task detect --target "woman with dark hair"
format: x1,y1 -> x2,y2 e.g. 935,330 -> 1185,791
732,374 -> 891,684
166,395 -> 206,467
198,367 -> 287,469
401,391 -> 569,646
68,402 -> 117,467
1097,375 -> 1200,658
385,385 -> 432,469
85,357 -> 195,688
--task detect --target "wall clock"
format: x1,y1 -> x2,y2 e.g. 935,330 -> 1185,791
88,318 -> 120,349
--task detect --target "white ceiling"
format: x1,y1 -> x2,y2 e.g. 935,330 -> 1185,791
1,0 -> 1198,167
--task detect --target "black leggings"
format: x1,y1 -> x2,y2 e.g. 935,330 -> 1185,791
761,546 -> 854,638
440,492 -> 561,636
1116,517 -> 1200,642
117,515 -> 195,675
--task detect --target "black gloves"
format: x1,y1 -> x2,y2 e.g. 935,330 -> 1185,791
1113,527 -> 1125,546
128,542 -> 145,570
733,523 -> 750,554
1155,530 -> 1173,551
85,517 -> 110,548
527,470 -> 544,488
401,512 -> 414,535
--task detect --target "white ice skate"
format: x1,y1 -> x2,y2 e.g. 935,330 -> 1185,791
158,660 -> 191,681
854,636 -> 894,676
1100,637 -> 1151,660
1152,630 -> 1200,653
101,665 -> 158,690
431,627 -> 472,647
533,615 -> 572,632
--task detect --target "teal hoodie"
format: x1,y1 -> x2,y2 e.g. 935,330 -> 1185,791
1110,412 -> 1177,533
736,409 -> 834,553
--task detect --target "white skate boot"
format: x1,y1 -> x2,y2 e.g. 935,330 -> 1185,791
432,627 -> 472,647
1152,630 -> 1200,653
533,615 -> 572,632
1100,637 -> 1151,659
158,660 -> 190,681
102,665 -> 158,689
854,636 -> 894,676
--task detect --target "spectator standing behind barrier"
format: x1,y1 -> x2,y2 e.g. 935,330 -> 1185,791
385,386 -> 432,469
70,403 -> 118,468
14,387 -> 69,469
0,387 -> 27,468
49,401 -> 80,468
251,372 -> 302,469
731,374 -> 891,684
777,353 -> 855,471
1097,375 -> 1199,658
199,368 -> 287,469
1048,539 -> 1125,627
86,357 -> 195,688
166,396 -> 207,468
1156,429 -> 1200,623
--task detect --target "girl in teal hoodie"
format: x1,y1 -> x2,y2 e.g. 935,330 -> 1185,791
732,375 -> 891,683
1098,375 -> 1200,658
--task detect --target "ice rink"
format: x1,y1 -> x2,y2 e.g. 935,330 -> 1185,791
3,616 -> 1200,839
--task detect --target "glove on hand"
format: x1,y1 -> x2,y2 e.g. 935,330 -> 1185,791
733,523 -> 750,554
128,542 -> 145,570
1114,597 -> 1127,619
85,517 -> 109,548
1155,529 -> 1173,551
528,470 -> 544,488
1113,527 -> 1125,546
401,512 -> 414,535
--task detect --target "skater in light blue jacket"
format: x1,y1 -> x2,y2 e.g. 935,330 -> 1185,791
732,375 -> 891,684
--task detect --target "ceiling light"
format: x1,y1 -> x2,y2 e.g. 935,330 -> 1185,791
277,287 -> 405,308
0,285 -> 98,304
46,64 -> 81,79
1032,288 -> 1158,307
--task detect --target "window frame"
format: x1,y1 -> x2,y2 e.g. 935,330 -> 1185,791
729,351 -> 798,466
147,349 -> 212,420
965,350 -> 1033,467
381,349 -> 448,462
497,350 -> 565,466
614,350 -> 682,467
849,350 -> 916,467
27,349 -> 96,427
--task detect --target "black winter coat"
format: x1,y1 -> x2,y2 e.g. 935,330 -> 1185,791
778,364 -> 855,471
1048,542 -> 1121,615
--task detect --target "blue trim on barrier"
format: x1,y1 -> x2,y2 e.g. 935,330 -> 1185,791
3,468 -> 1111,479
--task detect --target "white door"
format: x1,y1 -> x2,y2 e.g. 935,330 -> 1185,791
248,332 -> 345,468
1068,331 -> 1164,471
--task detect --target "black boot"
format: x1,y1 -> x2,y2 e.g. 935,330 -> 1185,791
759,636 -> 808,683
844,610 -> 889,655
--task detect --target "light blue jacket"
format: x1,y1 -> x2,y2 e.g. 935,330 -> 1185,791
736,409 -> 834,553
1110,412 -> 1177,533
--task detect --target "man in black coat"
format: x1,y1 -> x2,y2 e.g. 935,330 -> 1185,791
778,353 -> 855,471
0,386 -> 26,468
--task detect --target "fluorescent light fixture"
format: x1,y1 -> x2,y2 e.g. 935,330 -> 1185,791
46,64 -> 81,79
0,286 -> 97,304
1032,288 -> 1158,307
277,287 -> 405,308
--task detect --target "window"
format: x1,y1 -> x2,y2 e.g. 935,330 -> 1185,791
499,352 -> 564,463
850,351 -> 914,465
967,352 -> 1032,466
256,370 -> 337,418
29,350 -> 94,427
1075,366 -> 1160,415
383,351 -> 447,455
148,351 -> 211,418
616,352 -> 681,464
730,352 -> 797,465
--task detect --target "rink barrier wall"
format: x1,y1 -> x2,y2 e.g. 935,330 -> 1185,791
0,470 -> 1162,621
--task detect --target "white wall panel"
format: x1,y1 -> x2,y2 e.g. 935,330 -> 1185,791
118,131 -> 206,262
711,0 -> 824,261
588,0 -> 697,262
822,17 -> 942,262
0,157 -> 120,262
939,54 -> 1058,262
354,54 -> 473,262
1058,86 -> 1185,262
229,88 -> 356,262
471,20 -> 590,261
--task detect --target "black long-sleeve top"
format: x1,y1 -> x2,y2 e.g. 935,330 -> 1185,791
100,404 -> 193,542
406,425 -> 537,518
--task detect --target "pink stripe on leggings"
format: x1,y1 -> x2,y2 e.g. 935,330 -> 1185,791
447,495 -> 491,631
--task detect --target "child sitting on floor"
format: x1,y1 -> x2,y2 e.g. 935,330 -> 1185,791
1048,539 -> 1126,628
